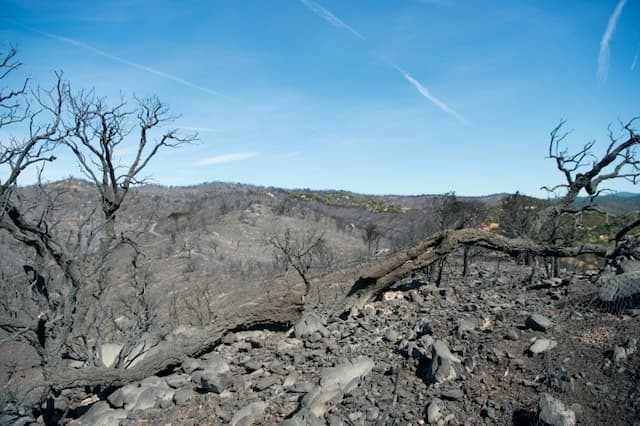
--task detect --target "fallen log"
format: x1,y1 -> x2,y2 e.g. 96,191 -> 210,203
18,291 -> 303,403
343,228 -> 611,311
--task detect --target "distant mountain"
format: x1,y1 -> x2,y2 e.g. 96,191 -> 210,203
573,193 -> 640,215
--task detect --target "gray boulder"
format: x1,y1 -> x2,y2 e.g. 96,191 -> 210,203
294,312 -> 330,339
538,393 -> 576,426
424,340 -> 461,384
173,388 -> 196,405
107,377 -> 174,412
192,370 -> 233,393
231,401 -> 267,426
427,398 -> 443,424
77,401 -> 127,426
528,338 -> 557,355
99,343 -> 123,368
282,408 -> 325,426
526,314 -> 553,332
303,357 -> 374,417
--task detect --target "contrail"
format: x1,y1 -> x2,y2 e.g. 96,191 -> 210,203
196,152 -> 259,166
299,0 -> 366,40
9,20 -> 233,101
598,0 -> 627,83
295,3 -> 463,122
393,65 -> 466,124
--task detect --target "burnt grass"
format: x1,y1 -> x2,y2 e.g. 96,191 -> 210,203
123,251 -> 640,425
2,182 -> 640,424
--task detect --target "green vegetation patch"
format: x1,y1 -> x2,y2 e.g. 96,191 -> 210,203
288,190 -> 403,214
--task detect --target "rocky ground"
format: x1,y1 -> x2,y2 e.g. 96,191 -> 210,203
20,253 -> 640,426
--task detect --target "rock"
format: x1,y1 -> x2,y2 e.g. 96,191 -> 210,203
105,378 -> 174,412
288,382 -> 316,393
201,353 -> 230,374
399,339 -> 425,358
415,318 -> 433,336
282,408 -> 324,426
182,357 -> 204,374
231,401 -> 267,426
99,343 -> 123,368
295,312 -> 330,339
302,357 -> 374,417
192,370 -> 233,393
528,338 -> 557,355
427,398 -> 443,424
366,406 -> 380,421
278,338 -> 304,355
303,385 -> 343,419
505,328 -> 520,341
611,345 -> 627,363
526,314 -> 553,332
538,393 -> 576,426
173,388 -> 196,405
441,388 -> 464,401
132,386 -> 172,411
165,373 -> 190,389
77,401 -> 127,426
319,356 -> 375,394
222,332 -> 237,344
283,372 -> 298,388
423,340 -> 461,384
458,318 -> 476,335
384,329 -> 401,342
255,375 -> 280,391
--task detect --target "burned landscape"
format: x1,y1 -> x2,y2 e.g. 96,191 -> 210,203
2,10 -> 640,425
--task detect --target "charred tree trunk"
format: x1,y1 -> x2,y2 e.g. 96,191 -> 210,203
21,292 -> 303,401
462,245 -> 470,277
342,228 -> 612,312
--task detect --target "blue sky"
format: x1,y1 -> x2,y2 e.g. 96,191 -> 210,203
1,0 -> 639,196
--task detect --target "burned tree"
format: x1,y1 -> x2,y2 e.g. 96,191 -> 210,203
268,228 -> 330,296
432,192 -> 486,280
0,49 -> 303,421
344,118 -> 640,311
363,222 -> 381,255
64,90 -> 196,253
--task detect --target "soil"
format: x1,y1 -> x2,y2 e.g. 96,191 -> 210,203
112,252 -> 640,425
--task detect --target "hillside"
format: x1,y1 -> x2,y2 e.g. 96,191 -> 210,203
2,179 -> 640,425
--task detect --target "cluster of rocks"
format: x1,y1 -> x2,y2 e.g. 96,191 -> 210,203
65,259 -> 639,425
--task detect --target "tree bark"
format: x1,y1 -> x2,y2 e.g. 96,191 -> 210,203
25,292 -> 303,400
343,228 -> 612,312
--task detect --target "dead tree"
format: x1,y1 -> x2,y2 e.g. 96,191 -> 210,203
0,49 -> 302,419
343,118 -> 640,311
64,90 -> 196,253
363,222 -> 381,255
268,228 -> 330,296
432,192 -> 486,281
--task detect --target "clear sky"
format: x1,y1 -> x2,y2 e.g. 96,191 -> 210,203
1,0 -> 639,196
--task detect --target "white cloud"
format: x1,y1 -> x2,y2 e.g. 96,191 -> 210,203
393,65 -> 467,124
598,0 -> 627,83
299,0 -> 365,40
196,152 -> 258,166
632,52 -> 638,71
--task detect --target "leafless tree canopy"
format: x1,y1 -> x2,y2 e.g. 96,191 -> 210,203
344,118 -> 640,309
0,48 -> 202,418
268,228 -> 330,295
